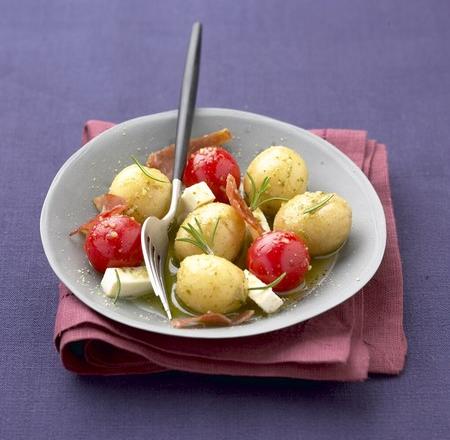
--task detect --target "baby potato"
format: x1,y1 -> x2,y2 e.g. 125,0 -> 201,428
244,146 -> 308,217
174,202 -> 245,262
176,254 -> 247,314
109,164 -> 171,223
273,191 -> 352,257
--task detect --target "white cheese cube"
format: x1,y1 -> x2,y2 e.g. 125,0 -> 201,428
176,182 -> 215,223
244,270 -> 283,314
101,266 -> 153,299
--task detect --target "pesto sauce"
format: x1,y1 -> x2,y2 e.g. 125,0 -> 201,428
135,229 -> 337,319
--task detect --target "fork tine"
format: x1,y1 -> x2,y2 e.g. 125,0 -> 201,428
141,236 -> 155,295
149,239 -> 172,319
142,237 -> 161,300
157,252 -> 172,318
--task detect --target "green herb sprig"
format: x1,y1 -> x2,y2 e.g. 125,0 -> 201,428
303,193 -> 335,215
247,272 -> 287,291
175,217 -> 220,255
131,156 -> 168,183
247,173 -> 288,211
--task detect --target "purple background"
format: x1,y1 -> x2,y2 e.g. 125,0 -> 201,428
1,0 -> 449,439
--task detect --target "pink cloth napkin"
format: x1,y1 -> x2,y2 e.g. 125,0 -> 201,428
54,121 -> 407,381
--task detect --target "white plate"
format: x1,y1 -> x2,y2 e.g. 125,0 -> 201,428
40,108 -> 386,338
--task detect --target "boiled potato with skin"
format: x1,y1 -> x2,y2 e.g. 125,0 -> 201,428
244,146 -> 308,217
273,191 -> 352,257
176,254 -> 247,314
174,202 -> 245,262
109,164 -> 171,223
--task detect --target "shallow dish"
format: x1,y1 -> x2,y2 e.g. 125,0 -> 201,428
40,108 -> 386,338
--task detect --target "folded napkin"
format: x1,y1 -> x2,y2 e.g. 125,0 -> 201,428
54,121 -> 407,381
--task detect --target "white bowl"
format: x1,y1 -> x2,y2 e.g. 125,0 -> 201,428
40,108 -> 386,338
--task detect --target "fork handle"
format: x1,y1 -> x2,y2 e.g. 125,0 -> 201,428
172,22 -> 202,182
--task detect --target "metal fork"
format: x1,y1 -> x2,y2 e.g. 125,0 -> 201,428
141,22 -> 202,320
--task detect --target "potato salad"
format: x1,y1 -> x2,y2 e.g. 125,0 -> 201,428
71,128 -> 352,328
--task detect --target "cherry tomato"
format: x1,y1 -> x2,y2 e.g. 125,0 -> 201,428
84,215 -> 143,272
183,146 -> 240,203
247,231 -> 310,293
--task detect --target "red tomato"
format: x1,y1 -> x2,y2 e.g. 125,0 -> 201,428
183,146 -> 240,203
84,215 -> 143,272
247,231 -> 310,293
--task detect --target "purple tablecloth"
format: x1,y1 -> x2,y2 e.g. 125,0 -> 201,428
1,1 -> 449,439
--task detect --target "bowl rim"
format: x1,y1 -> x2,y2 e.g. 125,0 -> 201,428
40,107 -> 387,338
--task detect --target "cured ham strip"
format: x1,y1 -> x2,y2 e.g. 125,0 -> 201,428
93,193 -> 127,213
231,309 -> 255,325
225,174 -> 264,238
171,309 -> 254,329
171,312 -> 232,328
146,128 -> 232,179
69,204 -> 127,236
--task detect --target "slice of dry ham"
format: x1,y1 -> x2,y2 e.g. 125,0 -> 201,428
231,309 -> 255,325
146,128 -> 232,179
225,174 -> 264,239
93,193 -> 127,213
171,309 -> 255,329
69,204 -> 127,236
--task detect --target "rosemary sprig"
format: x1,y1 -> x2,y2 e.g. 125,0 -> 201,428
113,269 -> 121,304
247,173 -> 288,210
176,217 -> 220,255
210,216 -> 220,245
303,193 -> 335,215
248,272 -> 287,291
131,156 -> 168,183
